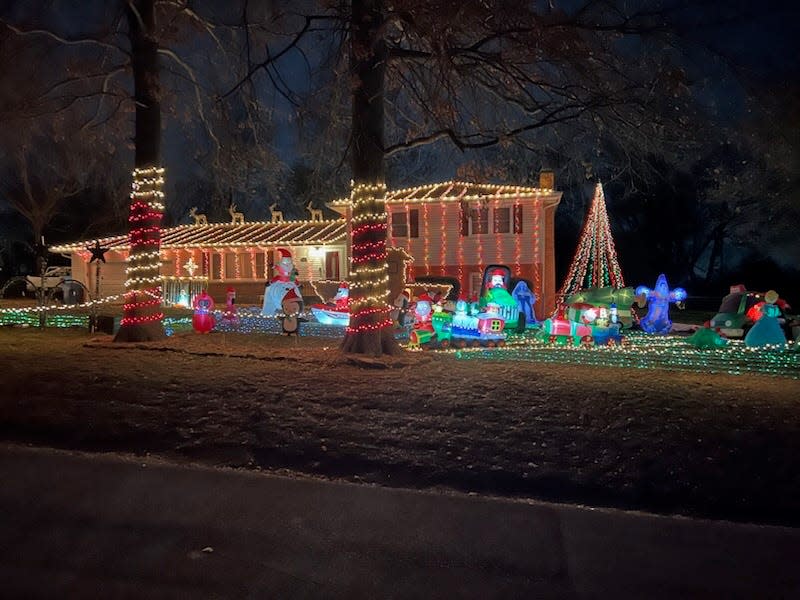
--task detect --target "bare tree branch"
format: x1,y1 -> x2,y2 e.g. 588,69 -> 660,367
157,47 -> 221,154
1,21 -> 129,56
221,14 -> 339,99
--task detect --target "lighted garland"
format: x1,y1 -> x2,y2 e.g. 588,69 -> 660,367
532,198 -> 541,297
328,179 -> 558,207
514,196 -> 522,276
0,295 -> 123,316
346,182 -> 394,335
432,330 -> 799,380
440,200 -> 447,276
120,167 -> 165,329
0,312 -> 90,328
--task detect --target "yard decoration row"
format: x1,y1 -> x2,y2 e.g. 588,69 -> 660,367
408,265 -> 517,349
408,293 -> 509,349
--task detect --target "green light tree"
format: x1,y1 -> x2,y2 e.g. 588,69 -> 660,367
555,182 -> 625,309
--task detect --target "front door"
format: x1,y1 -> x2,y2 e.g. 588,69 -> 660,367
325,251 -> 340,280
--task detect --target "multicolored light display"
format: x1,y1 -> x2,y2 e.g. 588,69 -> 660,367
556,182 -> 625,307
2,302 -> 796,379
446,331 -> 799,380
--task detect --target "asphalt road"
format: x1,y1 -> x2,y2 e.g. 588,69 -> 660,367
1,443 -> 798,599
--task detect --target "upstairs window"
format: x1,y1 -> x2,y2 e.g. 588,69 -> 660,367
494,207 -> 510,233
391,209 -> 419,238
471,206 -> 489,235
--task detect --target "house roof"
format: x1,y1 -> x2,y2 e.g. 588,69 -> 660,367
327,180 -> 562,207
49,219 -> 348,253
50,180 -> 561,254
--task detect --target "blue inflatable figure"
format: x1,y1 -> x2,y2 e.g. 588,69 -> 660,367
744,290 -> 786,348
635,274 -> 687,334
512,280 -> 538,327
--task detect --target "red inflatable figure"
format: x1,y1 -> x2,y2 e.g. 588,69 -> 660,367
221,286 -> 239,327
192,289 -> 216,334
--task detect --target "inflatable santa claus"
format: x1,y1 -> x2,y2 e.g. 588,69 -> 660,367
261,248 -> 303,320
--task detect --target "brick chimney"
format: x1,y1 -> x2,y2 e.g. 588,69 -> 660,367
539,169 -> 555,190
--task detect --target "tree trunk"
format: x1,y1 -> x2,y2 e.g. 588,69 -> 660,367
34,228 -> 47,328
341,0 -> 399,356
704,224 -> 727,284
114,0 -> 165,342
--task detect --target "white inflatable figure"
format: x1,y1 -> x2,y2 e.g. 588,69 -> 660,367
261,248 -> 302,316
392,289 -> 410,326
332,282 -> 350,311
452,295 -> 476,330
176,288 -> 190,308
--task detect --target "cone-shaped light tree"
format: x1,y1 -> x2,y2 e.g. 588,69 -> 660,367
114,0 -> 165,342
340,0 -> 399,356
555,182 -> 625,308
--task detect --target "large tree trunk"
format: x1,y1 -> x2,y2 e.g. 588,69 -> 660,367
703,222 -> 728,284
341,0 -> 399,356
114,0 -> 165,342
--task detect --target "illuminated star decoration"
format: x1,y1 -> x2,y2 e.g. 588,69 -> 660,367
87,241 -> 109,263
183,257 -> 199,276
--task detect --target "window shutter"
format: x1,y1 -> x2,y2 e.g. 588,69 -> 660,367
513,204 -> 523,233
460,201 -> 469,236
409,209 -> 419,238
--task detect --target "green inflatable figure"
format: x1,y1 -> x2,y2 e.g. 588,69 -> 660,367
686,327 -> 729,349
480,268 -> 518,310
565,286 -> 646,328
566,286 -> 639,307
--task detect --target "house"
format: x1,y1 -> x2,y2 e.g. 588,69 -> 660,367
49,219 -> 349,305
51,171 -> 561,315
328,171 -> 562,317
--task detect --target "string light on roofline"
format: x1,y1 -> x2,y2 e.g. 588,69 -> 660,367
329,180 -> 560,206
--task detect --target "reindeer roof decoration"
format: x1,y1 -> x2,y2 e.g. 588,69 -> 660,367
189,207 -> 208,226
228,204 -> 245,225
306,201 -> 324,222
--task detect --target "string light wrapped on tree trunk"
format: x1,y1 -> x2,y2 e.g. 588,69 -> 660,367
116,166 -> 165,339
344,182 -> 394,339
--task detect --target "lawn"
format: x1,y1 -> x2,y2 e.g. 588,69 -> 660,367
1,325 -> 799,527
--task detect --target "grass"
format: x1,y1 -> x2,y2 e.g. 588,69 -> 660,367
1,326 -> 799,527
